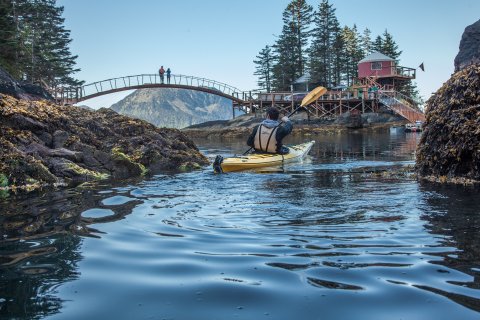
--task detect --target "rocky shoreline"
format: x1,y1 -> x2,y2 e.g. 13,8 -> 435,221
0,94 -> 209,193
182,111 -> 406,139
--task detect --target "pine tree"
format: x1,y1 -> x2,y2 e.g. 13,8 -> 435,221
309,0 -> 340,87
341,25 -> 362,86
331,31 -> 345,87
397,80 -> 421,102
380,29 -> 402,63
372,35 -> 383,53
286,0 -> 313,74
271,28 -> 295,91
0,0 -> 82,88
0,0 -> 18,76
359,27 -> 372,58
23,0 -> 81,87
271,0 -> 313,91
254,45 -> 273,92
371,30 -> 402,62
0,0 -> 31,78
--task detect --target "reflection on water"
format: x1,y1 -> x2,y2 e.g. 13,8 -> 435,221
0,179 -> 145,319
0,130 -> 479,320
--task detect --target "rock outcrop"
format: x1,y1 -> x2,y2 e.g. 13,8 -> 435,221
416,64 -> 480,183
454,19 -> 480,72
0,94 -> 209,191
0,68 -> 53,101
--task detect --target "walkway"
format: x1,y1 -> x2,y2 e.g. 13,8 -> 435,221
55,74 -> 251,105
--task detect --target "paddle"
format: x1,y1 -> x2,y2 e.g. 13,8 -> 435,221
300,86 -> 327,107
242,86 -> 327,155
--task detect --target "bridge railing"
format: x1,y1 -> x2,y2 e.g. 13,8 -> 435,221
56,74 -> 247,103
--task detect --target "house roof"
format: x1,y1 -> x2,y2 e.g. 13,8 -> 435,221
294,72 -> 311,84
358,51 -> 394,64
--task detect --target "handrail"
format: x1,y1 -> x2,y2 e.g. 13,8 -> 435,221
55,74 -> 247,103
378,91 -> 425,123
380,90 -> 422,109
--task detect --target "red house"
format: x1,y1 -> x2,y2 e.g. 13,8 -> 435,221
358,52 -> 396,78
357,51 -> 416,90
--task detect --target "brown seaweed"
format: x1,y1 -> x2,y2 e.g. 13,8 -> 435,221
416,64 -> 480,184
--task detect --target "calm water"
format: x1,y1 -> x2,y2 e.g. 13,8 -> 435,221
1,130 -> 480,320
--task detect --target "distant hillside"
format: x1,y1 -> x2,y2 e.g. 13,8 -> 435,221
110,88 -> 233,128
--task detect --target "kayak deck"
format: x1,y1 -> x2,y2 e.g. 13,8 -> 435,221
213,141 -> 315,173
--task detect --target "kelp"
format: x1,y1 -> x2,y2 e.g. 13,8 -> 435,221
416,64 -> 480,183
0,94 -> 209,192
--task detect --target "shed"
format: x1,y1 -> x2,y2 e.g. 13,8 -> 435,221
357,52 -> 395,79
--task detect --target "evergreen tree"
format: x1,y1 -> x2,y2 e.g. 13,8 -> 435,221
253,45 -> 273,92
253,2 -> 420,100
397,80 -> 421,102
371,30 -> 402,62
341,25 -> 362,86
309,0 -> 340,87
359,27 -> 372,58
0,0 -> 82,88
372,35 -> 383,53
271,28 -> 295,91
330,31 -> 345,87
0,0 -> 17,75
286,0 -> 313,74
379,29 -> 402,63
271,0 -> 313,91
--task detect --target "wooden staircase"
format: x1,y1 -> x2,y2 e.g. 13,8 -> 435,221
357,76 -> 425,123
378,91 -> 425,123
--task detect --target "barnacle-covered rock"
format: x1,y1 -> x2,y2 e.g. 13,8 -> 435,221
416,64 -> 480,183
0,94 -> 209,192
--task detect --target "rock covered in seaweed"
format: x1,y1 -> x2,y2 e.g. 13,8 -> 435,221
415,64 -> 480,183
0,94 -> 209,191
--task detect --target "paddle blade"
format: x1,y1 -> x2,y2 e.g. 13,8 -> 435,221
300,86 -> 327,106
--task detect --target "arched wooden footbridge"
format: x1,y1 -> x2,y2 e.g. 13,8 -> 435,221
55,73 -> 254,112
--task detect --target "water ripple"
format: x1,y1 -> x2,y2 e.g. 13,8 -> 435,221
1,133 -> 480,319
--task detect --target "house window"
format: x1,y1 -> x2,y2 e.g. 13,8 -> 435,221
371,62 -> 382,70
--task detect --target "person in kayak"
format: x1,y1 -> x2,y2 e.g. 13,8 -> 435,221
247,107 -> 293,154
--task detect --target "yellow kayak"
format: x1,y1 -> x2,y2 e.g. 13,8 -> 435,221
213,141 -> 315,173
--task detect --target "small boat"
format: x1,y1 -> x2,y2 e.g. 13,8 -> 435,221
213,141 -> 315,173
404,122 -> 422,132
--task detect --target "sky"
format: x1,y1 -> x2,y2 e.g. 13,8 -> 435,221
57,0 -> 480,109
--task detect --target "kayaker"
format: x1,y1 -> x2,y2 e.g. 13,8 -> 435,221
247,107 -> 293,154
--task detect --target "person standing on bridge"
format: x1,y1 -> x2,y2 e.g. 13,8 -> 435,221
166,68 -> 171,84
159,66 -> 165,84
247,107 -> 292,155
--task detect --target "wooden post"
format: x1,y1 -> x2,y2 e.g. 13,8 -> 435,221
339,94 -> 342,115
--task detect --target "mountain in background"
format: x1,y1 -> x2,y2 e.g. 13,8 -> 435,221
110,88 -> 233,128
